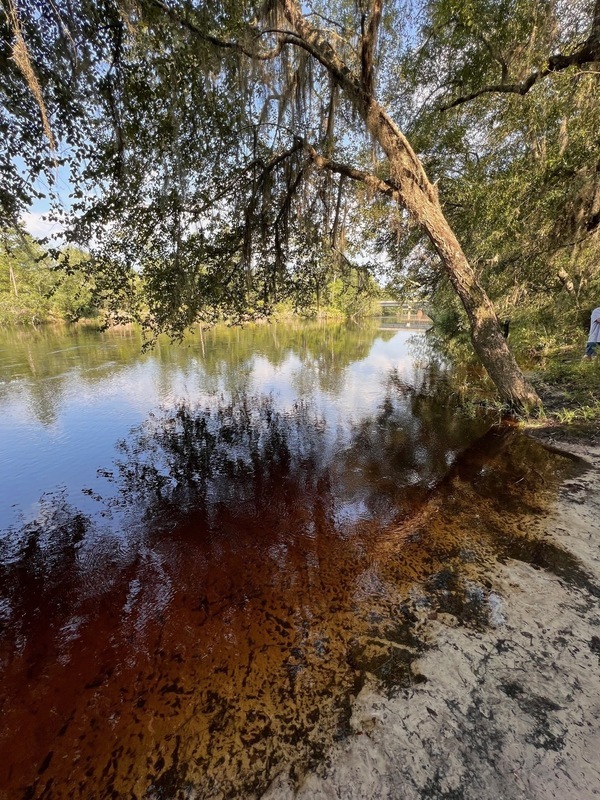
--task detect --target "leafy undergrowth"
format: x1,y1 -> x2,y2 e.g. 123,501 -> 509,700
524,344 -> 600,435
431,328 -> 599,428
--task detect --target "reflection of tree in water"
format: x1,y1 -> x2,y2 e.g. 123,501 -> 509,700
0,324 -> 146,427
195,320 -> 384,399
340,365 -> 494,519
0,493 -> 142,662
112,394 -> 332,532
110,376 -> 491,537
0,388 -> 592,800
0,493 -> 89,640
0,320 -> 383,428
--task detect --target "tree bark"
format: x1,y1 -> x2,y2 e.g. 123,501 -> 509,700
386,147 -> 540,411
283,0 -> 541,413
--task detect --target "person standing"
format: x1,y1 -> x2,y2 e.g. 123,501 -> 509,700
584,307 -> 600,358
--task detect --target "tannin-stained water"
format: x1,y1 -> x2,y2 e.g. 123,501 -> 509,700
0,321 -> 584,799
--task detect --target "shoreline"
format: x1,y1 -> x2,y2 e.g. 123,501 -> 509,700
264,426 -> 600,800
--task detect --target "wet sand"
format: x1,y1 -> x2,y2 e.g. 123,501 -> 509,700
264,430 -> 600,800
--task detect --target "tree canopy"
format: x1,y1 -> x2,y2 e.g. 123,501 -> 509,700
1,0 -> 599,409
382,0 -> 600,323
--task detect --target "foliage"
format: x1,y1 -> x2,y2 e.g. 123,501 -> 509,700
378,0 -> 600,333
531,349 -> 600,425
1,0 -> 393,334
0,0 -> 598,409
0,230 -> 96,324
425,302 -> 600,423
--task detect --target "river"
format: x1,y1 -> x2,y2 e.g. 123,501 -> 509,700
0,319 -> 585,799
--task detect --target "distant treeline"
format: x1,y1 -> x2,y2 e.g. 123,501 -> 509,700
1,229 -> 387,328
0,230 -> 97,326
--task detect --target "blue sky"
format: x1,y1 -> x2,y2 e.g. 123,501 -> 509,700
17,155 -> 72,240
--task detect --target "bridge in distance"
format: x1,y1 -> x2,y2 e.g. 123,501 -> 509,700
376,300 -> 432,330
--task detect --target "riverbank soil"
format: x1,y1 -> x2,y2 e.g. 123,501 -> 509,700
264,428 -> 600,800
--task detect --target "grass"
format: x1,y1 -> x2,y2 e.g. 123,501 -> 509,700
437,325 -> 600,430
517,340 -> 600,435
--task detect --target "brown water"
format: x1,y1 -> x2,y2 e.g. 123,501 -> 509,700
0,321 -> 584,799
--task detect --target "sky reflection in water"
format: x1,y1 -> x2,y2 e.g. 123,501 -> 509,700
0,320 -> 581,800
0,321 -> 437,529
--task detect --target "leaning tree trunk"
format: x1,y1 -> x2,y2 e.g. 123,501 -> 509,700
416,196 -> 541,411
283,1 -> 542,412
362,103 -> 542,413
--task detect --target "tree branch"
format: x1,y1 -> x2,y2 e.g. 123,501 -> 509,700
360,0 -> 383,96
249,139 -> 304,177
440,0 -> 600,111
440,71 -> 544,110
280,0 -> 362,90
6,0 -> 57,152
298,139 -> 401,202
305,11 -> 352,35
144,0 -> 298,60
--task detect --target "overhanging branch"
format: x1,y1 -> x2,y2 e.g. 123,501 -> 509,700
440,0 -> 600,111
298,139 -> 402,203
360,0 -> 383,95
440,71 -> 543,110
144,0 -> 302,60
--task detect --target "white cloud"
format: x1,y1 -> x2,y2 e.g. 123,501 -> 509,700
20,211 -> 64,241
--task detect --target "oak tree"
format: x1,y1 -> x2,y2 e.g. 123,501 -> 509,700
7,1 -> 596,409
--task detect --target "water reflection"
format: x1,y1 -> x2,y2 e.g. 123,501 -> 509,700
109,365 -> 492,532
0,321 -> 411,530
0,368 -> 589,798
0,320 -> 390,407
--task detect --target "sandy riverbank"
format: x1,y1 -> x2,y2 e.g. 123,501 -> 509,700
264,428 -> 600,800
